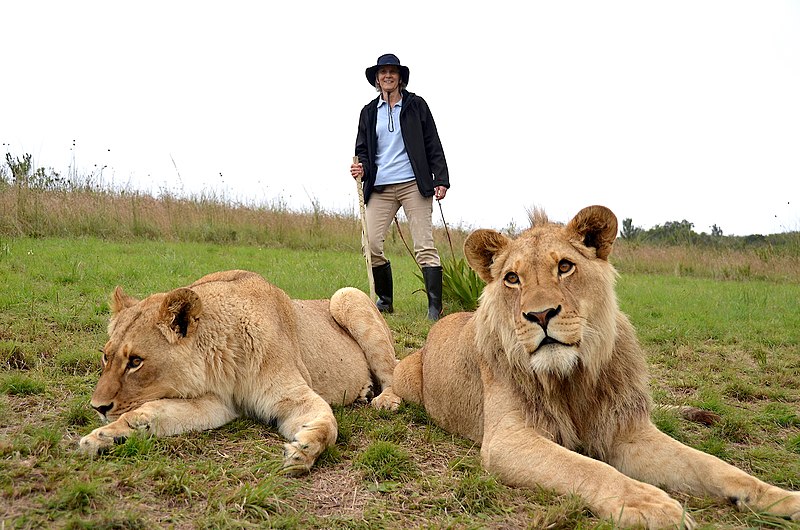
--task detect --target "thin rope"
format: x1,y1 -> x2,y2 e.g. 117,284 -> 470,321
437,199 -> 456,260
393,216 -> 421,272
393,197 -> 454,269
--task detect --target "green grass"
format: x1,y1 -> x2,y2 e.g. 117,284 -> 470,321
0,235 -> 798,529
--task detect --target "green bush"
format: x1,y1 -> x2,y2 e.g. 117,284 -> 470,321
416,257 -> 485,311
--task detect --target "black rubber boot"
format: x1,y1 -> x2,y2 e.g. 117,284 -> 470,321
422,266 -> 443,321
372,262 -> 394,313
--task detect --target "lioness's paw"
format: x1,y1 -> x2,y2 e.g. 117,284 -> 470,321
371,388 -> 401,411
604,482 -> 695,530
766,490 -> 800,521
78,428 -> 118,455
281,441 -> 314,476
734,488 -> 800,521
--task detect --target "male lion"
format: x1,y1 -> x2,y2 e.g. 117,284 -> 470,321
393,206 -> 800,528
80,270 -> 401,474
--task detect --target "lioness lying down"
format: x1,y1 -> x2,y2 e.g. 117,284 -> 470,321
80,270 -> 401,474
393,206 -> 800,528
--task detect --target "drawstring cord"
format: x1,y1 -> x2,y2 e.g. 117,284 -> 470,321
387,103 -> 395,132
383,90 -> 396,132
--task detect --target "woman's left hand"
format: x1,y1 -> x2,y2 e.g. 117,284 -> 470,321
434,186 -> 447,200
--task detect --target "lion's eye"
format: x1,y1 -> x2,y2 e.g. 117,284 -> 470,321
504,272 -> 520,285
127,356 -> 143,369
558,259 -> 575,276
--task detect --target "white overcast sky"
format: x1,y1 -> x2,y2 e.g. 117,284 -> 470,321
2,1 -> 799,236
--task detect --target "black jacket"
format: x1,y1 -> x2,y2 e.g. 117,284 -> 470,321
354,90 -> 450,204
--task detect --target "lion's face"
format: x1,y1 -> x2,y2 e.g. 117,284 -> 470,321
90,287 -> 203,421
466,205 -> 619,379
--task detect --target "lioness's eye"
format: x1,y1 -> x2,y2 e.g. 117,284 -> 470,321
127,356 -> 143,369
504,272 -> 519,285
558,259 -> 575,275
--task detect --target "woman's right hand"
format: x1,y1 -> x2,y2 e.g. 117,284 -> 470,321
350,162 -> 364,180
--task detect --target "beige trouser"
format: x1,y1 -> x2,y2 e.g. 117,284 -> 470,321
366,180 -> 440,268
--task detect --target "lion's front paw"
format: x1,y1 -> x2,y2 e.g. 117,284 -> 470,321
78,427 -> 120,455
602,481 -> 696,529
371,388 -> 401,411
281,441 -> 314,476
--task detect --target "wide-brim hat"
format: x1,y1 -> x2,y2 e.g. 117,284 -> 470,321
365,53 -> 409,86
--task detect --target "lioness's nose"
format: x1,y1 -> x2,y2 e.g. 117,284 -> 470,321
92,403 -> 113,416
523,305 -> 561,329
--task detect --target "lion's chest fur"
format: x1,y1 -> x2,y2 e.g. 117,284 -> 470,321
510,362 -> 628,457
418,311 -> 651,461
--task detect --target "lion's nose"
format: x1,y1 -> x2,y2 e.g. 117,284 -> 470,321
523,305 -> 561,329
92,403 -> 113,416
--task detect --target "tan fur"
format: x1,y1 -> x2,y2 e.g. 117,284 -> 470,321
394,206 -> 800,528
80,270 -> 401,474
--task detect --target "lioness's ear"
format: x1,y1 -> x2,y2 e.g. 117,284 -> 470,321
464,229 -> 510,283
158,288 -> 202,341
110,286 -> 139,315
566,205 -> 618,260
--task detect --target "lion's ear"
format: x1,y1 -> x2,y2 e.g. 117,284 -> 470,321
158,288 -> 202,342
111,286 -> 139,315
464,229 -> 510,283
566,205 -> 618,260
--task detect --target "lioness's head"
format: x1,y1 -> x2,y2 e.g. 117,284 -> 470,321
466,205 -> 619,379
90,286 -> 203,421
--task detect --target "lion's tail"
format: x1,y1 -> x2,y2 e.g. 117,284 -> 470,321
656,405 -> 721,426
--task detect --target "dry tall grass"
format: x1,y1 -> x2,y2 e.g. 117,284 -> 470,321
613,240 -> 800,283
0,184 -> 470,255
1,182 -> 797,283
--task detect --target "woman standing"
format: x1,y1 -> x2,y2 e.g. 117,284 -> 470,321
351,54 -> 450,321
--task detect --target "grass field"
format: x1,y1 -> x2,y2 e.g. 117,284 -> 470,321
0,234 -> 798,529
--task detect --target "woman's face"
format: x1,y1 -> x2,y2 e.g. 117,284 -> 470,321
377,66 -> 401,93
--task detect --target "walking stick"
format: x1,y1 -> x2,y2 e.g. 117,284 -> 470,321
354,156 -> 376,300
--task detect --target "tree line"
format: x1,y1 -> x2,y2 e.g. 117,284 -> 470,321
620,218 -> 797,249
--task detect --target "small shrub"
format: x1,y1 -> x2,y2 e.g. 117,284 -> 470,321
441,258 -> 485,311
414,257 -> 485,311
355,441 -> 416,482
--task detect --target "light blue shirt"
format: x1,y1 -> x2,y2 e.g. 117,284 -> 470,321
375,97 -> 415,186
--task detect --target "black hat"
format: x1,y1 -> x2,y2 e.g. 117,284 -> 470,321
365,53 -> 409,86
